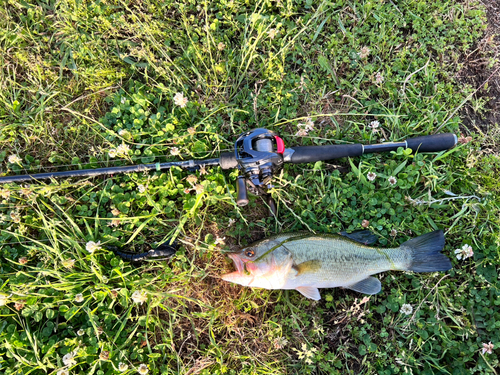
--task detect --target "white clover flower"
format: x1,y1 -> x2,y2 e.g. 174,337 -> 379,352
360,296 -> 371,304
14,300 -> 26,311
0,189 -> 11,199
10,211 -> 21,223
187,127 -> 196,135
358,46 -> 370,59
77,329 -> 85,336
217,42 -> 225,51
62,259 -> 76,269
119,362 -> 129,372
0,294 -> 12,306
173,92 -> 188,108
137,363 -> 149,374
131,291 -> 148,305
118,129 -> 127,136
295,118 -> 314,136
455,244 -> 474,260
367,172 -> 376,181
108,149 -> 117,158
482,342 -> 494,355
228,218 -> 236,226
108,219 -> 119,227
137,184 -> 146,193
62,351 -> 77,366
8,155 -> 22,164
19,187 -> 33,197
99,350 -> 110,361
116,144 -> 131,156
268,28 -> 277,39
295,129 -> 308,137
111,208 -> 120,216
170,147 -> 180,156
400,303 -> 413,315
214,236 -> 226,245
85,240 -> 101,253
305,118 -> 315,131
74,294 -> 84,303
194,184 -> 204,194
0,213 -> 6,223
57,370 -> 69,375
369,120 -> 380,133
388,176 -> 397,186
199,164 -> 207,175
121,97 -> 126,104
186,175 -> 198,186
375,72 -> 384,84
274,337 -> 288,349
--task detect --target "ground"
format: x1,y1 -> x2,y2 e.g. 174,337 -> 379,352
459,0 -> 500,152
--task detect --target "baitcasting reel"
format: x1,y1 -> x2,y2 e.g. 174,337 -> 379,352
233,128 -> 285,214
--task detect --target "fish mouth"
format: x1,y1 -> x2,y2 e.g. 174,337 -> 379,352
227,253 -> 245,274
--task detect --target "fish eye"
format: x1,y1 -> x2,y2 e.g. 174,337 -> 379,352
245,249 -> 255,257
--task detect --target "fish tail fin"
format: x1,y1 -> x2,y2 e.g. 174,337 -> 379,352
401,230 -> 452,272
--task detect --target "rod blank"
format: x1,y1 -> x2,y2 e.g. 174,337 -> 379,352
0,159 -> 220,184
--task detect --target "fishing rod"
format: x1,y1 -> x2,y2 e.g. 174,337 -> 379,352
0,129 -> 457,214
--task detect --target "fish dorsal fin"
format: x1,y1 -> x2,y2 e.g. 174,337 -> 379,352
292,260 -> 322,276
346,277 -> 381,295
339,230 -> 378,245
296,286 -> 321,300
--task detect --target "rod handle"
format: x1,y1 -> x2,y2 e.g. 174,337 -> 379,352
289,144 -> 364,164
288,133 -> 457,164
406,133 -> 457,152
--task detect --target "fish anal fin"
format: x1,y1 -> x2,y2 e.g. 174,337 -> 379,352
346,276 -> 381,295
293,260 -> 322,276
339,230 -> 378,245
296,286 -> 321,300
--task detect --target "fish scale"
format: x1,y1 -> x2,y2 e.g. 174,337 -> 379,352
282,236 -> 407,289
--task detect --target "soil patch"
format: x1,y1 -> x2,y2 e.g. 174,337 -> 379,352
457,0 -> 500,150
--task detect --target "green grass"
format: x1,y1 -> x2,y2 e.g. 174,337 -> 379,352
1,0 -> 499,374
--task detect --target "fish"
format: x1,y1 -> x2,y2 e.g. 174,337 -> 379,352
221,230 -> 452,300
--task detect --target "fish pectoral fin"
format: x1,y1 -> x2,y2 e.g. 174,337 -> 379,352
345,277 -> 381,295
296,286 -> 321,301
292,260 -> 322,276
339,230 -> 378,245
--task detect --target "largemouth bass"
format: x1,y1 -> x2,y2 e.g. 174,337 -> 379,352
221,230 -> 452,300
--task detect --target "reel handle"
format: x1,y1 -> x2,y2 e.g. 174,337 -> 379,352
236,176 -> 249,206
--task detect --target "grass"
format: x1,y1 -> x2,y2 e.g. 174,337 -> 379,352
1,0 -> 499,374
